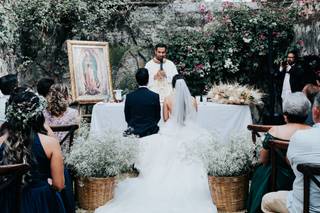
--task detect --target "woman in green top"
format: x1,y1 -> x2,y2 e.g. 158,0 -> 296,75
247,92 -> 311,213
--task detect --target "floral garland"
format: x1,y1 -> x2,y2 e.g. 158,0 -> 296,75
5,94 -> 46,128
207,83 -> 263,105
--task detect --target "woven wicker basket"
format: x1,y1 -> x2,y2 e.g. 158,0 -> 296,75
208,175 -> 248,212
76,176 -> 115,210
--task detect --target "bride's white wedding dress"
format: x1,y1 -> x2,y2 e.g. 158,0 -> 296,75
95,80 -> 217,213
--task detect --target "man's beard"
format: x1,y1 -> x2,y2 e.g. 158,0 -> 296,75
156,56 -> 165,61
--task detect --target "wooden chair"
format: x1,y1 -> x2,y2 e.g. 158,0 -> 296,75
247,124 -> 273,144
0,163 -> 30,213
50,124 -> 79,153
297,163 -> 320,213
269,139 -> 290,192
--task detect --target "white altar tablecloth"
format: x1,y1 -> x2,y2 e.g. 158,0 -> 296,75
90,102 -> 252,143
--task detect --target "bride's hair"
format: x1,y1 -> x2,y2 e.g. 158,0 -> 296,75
171,74 -> 196,126
172,74 -> 184,88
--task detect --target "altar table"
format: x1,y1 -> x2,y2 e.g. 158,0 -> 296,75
90,102 -> 252,142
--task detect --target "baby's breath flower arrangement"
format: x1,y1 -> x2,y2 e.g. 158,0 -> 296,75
65,130 -> 138,178
204,133 -> 258,177
207,83 -> 263,105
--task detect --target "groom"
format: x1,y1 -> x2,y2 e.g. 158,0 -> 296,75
124,68 -> 161,137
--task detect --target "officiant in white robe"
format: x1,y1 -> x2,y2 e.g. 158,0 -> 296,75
145,43 -> 178,101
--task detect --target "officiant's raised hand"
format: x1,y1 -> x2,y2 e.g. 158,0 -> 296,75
154,70 -> 167,80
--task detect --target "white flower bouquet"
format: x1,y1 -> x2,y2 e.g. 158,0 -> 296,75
65,130 -> 138,178
207,83 -> 263,105
204,133 -> 258,177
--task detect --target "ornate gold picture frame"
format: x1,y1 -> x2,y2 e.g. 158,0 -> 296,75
67,40 -> 113,103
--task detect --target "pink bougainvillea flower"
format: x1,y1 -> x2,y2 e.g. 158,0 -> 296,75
297,40 -> 304,46
205,12 -> 214,23
222,15 -> 231,24
222,1 -> 234,9
272,31 -> 280,37
199,3 -> 207,14
195,64 -> 204,70
259,33 -> 266,40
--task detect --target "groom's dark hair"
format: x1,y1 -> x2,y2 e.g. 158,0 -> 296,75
172,74 -> 184,88
136,68 -> 149,86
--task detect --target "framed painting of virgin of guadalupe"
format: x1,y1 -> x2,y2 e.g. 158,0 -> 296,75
67,40 -> 113,103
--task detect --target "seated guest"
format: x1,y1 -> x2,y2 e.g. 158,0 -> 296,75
0,89 -> 65,213
0,74 -> 18,123
43,84 -> 80,150
42,84 -> 78,213
247,92 -> 311,213
37,78 -> 55,98
261,92 -> 320,213
303,83 -> 320,126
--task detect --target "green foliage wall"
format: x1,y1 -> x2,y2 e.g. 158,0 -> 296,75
0,0 -> 316,111
165,4 -> 300,96
7,0 -> 131,86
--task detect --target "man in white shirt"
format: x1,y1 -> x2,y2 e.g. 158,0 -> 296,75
278,52 -> 305,103
145,43 -> 178,101
261,92 -> 320,213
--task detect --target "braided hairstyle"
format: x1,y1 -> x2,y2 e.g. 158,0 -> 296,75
0,88 -> 47,184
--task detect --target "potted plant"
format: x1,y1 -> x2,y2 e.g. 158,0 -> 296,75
204,133 -> 258,212
65,129 -> 138,210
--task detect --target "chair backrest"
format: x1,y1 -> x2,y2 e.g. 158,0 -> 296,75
0,163 -> 30,213
269,139 -> 290,192
247,124 -> 273,144
50,124 -> 79,152
297,163 -> 320,213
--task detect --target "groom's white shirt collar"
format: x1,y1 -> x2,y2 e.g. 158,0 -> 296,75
139,86 -> 148,88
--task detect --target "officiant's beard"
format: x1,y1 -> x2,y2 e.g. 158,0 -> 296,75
155,48 -> 166,61
156,55 -> 165,60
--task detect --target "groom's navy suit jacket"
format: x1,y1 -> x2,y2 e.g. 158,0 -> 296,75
124,87 -> 161,137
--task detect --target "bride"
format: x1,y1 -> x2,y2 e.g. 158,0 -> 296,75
95,74 -> 217,213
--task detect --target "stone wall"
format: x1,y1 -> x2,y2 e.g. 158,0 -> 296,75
0,1 -> 318,90
107,1 -> 319,91
112,1 -> 259,91
0,49 -> 16,77
295,21 -> 320,56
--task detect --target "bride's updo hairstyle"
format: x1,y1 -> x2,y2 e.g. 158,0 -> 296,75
0,88 -> 47,184
172,74 -> 184,88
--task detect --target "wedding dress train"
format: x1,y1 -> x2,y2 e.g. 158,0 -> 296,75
95,79 -> 217,213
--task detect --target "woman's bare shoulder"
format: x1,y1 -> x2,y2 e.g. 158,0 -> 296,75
269,123 -> 311,139
38,133 -> 60,148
